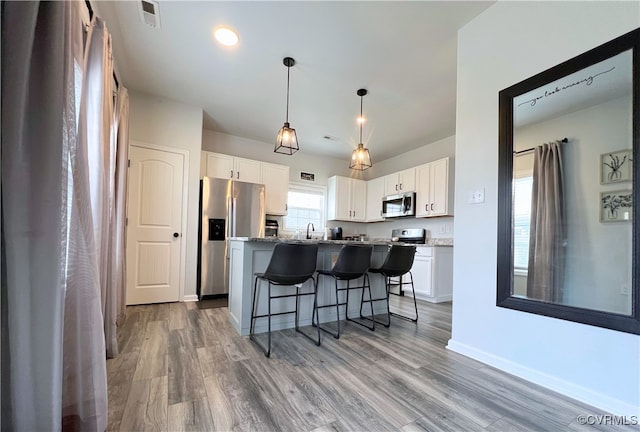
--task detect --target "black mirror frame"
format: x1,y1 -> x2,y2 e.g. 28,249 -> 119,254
497,28 -> 640,335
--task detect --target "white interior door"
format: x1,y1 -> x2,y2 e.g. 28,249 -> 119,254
126,145 -> 185,305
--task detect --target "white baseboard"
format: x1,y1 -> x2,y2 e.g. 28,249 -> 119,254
418,294 -> 452,303
446,339 -> 639,418
182,294 -> 199,302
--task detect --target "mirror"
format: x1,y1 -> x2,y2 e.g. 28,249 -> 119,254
497,28 -> 639,334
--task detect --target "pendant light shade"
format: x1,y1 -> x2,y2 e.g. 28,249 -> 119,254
350,88 -> 372,170
275,57 -> 299,155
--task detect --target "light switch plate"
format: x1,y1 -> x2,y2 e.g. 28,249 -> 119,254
469,188 -> 485,204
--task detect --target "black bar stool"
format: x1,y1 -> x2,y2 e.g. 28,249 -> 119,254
313,244 -> 374,338
365,244 -> 418,326
249,242 -> 319,357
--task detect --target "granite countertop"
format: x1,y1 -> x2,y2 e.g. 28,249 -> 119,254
229,237 -> 454,247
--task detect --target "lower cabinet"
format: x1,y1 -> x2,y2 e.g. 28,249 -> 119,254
402,246 -> 453,303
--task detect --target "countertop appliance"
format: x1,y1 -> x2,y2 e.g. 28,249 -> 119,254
198,177 -> 265,299
330,227 -> 343,240
265,219 -> 279,237
392,228 -> 426,244
382,192 -> 416,218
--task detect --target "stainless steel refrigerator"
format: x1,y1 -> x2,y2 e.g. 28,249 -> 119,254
198,177 -> 265,298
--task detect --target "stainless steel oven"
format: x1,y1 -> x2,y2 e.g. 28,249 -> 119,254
382,192 -> 416,218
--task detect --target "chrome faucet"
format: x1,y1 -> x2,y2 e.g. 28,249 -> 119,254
306,222 -> 315,239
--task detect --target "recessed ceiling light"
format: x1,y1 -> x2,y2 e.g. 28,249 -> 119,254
214,27 -> 239,46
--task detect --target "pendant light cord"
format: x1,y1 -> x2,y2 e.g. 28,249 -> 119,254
359,94 -> 363,143
285,65 -> 290,123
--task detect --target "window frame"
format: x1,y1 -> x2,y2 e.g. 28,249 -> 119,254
512,168 -> 533,274
282,182 -> 327,234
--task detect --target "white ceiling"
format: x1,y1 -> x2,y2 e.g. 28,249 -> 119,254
94,1 -> 494,162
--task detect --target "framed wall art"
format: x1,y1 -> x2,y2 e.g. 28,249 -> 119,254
600,190 -> 633,222
600,149 -> 632,184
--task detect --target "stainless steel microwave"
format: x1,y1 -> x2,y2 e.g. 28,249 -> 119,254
382,192 -> 416,218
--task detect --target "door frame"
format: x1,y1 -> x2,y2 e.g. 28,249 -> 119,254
129,140 -> 190,302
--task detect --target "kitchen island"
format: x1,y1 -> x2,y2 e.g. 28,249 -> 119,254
227,237 -> 396,336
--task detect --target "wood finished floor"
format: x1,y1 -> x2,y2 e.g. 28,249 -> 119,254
107,298 -> 635,432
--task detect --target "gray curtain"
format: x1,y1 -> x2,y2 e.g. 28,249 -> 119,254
105,86 -> 130,358
2,1 -> 107,430
526,141 -> 566,303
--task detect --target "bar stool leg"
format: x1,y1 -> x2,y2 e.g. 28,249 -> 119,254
250,277 -> 273,358
364,274 -> 376,330
389,272 -> 419,322
250,276 -> 259,337
267,282 -> 272,357
334,277 -> 341,338
313,274 -> 340,339
313,277 -> 321,344
295,284 -> 300,331
348,274 -> 375,331
359,272 -> 390,328
293,278 -> 322,346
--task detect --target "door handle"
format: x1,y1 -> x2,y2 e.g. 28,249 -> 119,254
395,184 -> 398,191
173,232 -> 180,238
236,172 -> 239,179
400,183 -> 403,190
430,203 -> 434,211
230,170 -> 233,178
425,204 -> 428,211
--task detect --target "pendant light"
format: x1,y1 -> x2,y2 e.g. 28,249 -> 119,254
350,88 -> 372,170
275,57 -> 299,155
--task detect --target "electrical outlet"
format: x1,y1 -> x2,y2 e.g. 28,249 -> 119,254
468,188 -> 485,204
621,284 -> 630,295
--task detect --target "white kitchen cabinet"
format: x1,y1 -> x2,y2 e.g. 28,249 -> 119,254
384,167 -> 416,196
365,176 -> 385,222
261,162 -> 290,215
403,246 -> 453,303
327,176 -> 366,222
415,157 -> 454,217
203,151 -> 261,184
202,151 -> 290,216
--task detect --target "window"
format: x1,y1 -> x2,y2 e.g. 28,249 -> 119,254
513,176 -> 533,270
283,183 -> 326,232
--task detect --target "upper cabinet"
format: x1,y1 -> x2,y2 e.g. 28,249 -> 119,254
202,151 -> 290,216
365,176 -> 385,222
327,176 -> 366,222
203,152 -> 261,184
415,157 -> 454,218
384,167 -> 416,196
261,162 -> 290,216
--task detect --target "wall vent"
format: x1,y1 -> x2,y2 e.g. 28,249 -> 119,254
139,0 -> 161,29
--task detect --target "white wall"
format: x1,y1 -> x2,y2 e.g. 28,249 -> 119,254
515,96 -> 632,315
366,135 -> 455,179
129,91 -> 203,299
450,1 -> 639,417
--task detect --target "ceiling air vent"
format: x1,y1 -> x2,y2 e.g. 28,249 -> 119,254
138,0 -> 161,29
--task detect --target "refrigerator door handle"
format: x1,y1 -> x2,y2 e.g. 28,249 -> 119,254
232,197 -> 237,237
227,197 -> 234,239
